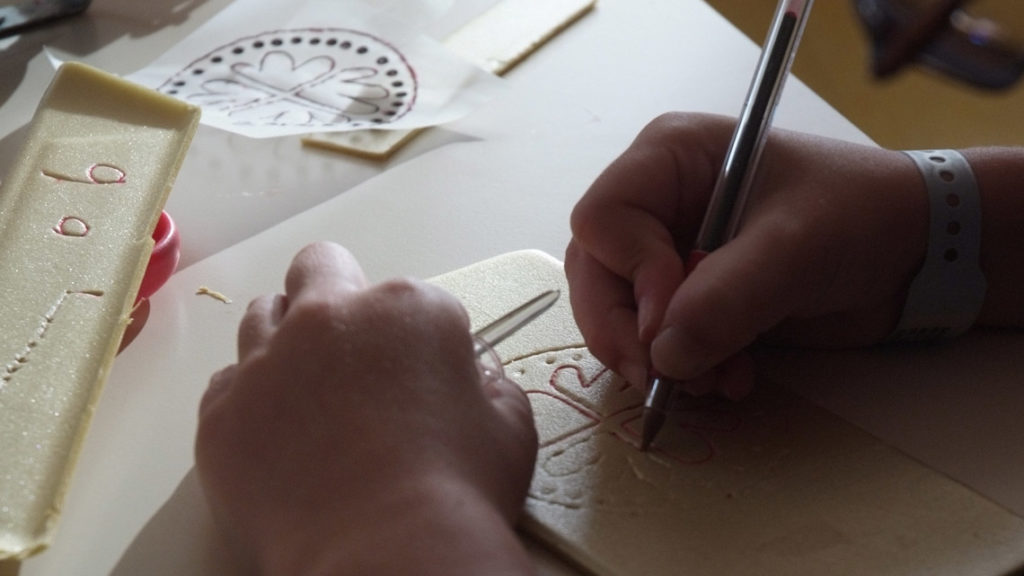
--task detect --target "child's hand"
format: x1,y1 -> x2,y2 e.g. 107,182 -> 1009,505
566,112 -> 928,399
195,242 -> 537,575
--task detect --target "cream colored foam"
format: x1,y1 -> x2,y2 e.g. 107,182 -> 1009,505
0,62 -> 199,560
431,250 -> 1024,576
302,0 -> 596,159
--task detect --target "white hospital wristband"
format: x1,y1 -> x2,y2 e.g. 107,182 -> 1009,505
888,149 -> 986,342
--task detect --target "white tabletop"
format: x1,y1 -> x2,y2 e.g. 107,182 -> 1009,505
3,1 -> 1022,574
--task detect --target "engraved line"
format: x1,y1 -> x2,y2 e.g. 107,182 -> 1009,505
1,290 -> 104,387
502,343 -> 587,365
541,356 -> 723,465
41,164 -> 126,185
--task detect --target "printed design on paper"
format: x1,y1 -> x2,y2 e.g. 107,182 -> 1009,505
158,28 -> 417,129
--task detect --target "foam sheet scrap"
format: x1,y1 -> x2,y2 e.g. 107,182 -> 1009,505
125,0 -> 503,139
430,250 -> 1024,576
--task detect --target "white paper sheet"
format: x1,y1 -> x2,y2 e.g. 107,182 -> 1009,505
125,0 -> 502,138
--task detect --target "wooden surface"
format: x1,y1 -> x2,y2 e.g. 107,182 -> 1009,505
705,0 -> 1024,149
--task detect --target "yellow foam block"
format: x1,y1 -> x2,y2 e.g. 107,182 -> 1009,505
0,62 -> 199,560
432,250 -> 1024,576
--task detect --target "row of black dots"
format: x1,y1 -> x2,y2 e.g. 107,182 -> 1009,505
166,35 -> 409,97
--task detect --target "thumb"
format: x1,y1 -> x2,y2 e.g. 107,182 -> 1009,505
480,376 -> 538,519
483,376 -> 537,444
650,223 -> 812,380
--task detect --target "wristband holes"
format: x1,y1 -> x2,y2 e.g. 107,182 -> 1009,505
934,155 -> 961,264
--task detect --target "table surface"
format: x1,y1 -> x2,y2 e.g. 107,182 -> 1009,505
2,1 -> 1022,574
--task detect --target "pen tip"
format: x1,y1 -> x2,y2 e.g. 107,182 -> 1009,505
640,376 -> 673,451
640,407 -> 665,452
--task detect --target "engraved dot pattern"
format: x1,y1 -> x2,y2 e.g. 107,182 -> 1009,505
157,28 -> 417,129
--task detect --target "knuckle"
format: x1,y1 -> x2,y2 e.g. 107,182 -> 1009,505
375,276 -> 422,297
376,277 -> 469,333
281,296 -> 343,335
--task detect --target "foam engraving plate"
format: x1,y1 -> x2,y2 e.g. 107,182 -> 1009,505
431,250 -> 1024,576
0,62 -> 199,560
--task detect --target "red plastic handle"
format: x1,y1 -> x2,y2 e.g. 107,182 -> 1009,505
137,210 -> 180,302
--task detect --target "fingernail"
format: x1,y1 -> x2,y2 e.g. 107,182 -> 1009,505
620,360 -> 648,389
636,295 -> 656,343
651,325 -> 704,380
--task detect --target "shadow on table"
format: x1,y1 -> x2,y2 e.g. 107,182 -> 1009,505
0,0 -> 212,108
755,327 -> 1024,518
109,469 -> 240,576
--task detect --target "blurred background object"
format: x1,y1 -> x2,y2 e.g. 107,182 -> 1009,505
706,0 -> 1024,148
0,0 -> 91,37
856,0 -> 1023,90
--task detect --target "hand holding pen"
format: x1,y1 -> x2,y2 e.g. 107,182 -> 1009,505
641,0 -> 815,448
565,5 -> 957,448
570,0 -> 815,448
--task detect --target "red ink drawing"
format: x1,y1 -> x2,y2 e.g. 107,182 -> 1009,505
511,347 -> 794,509
42,163 -> 126,185
157,28 -> 417,128
53,216 -> 90,237
87,164 -> 126,184
523,357 -> 732,465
